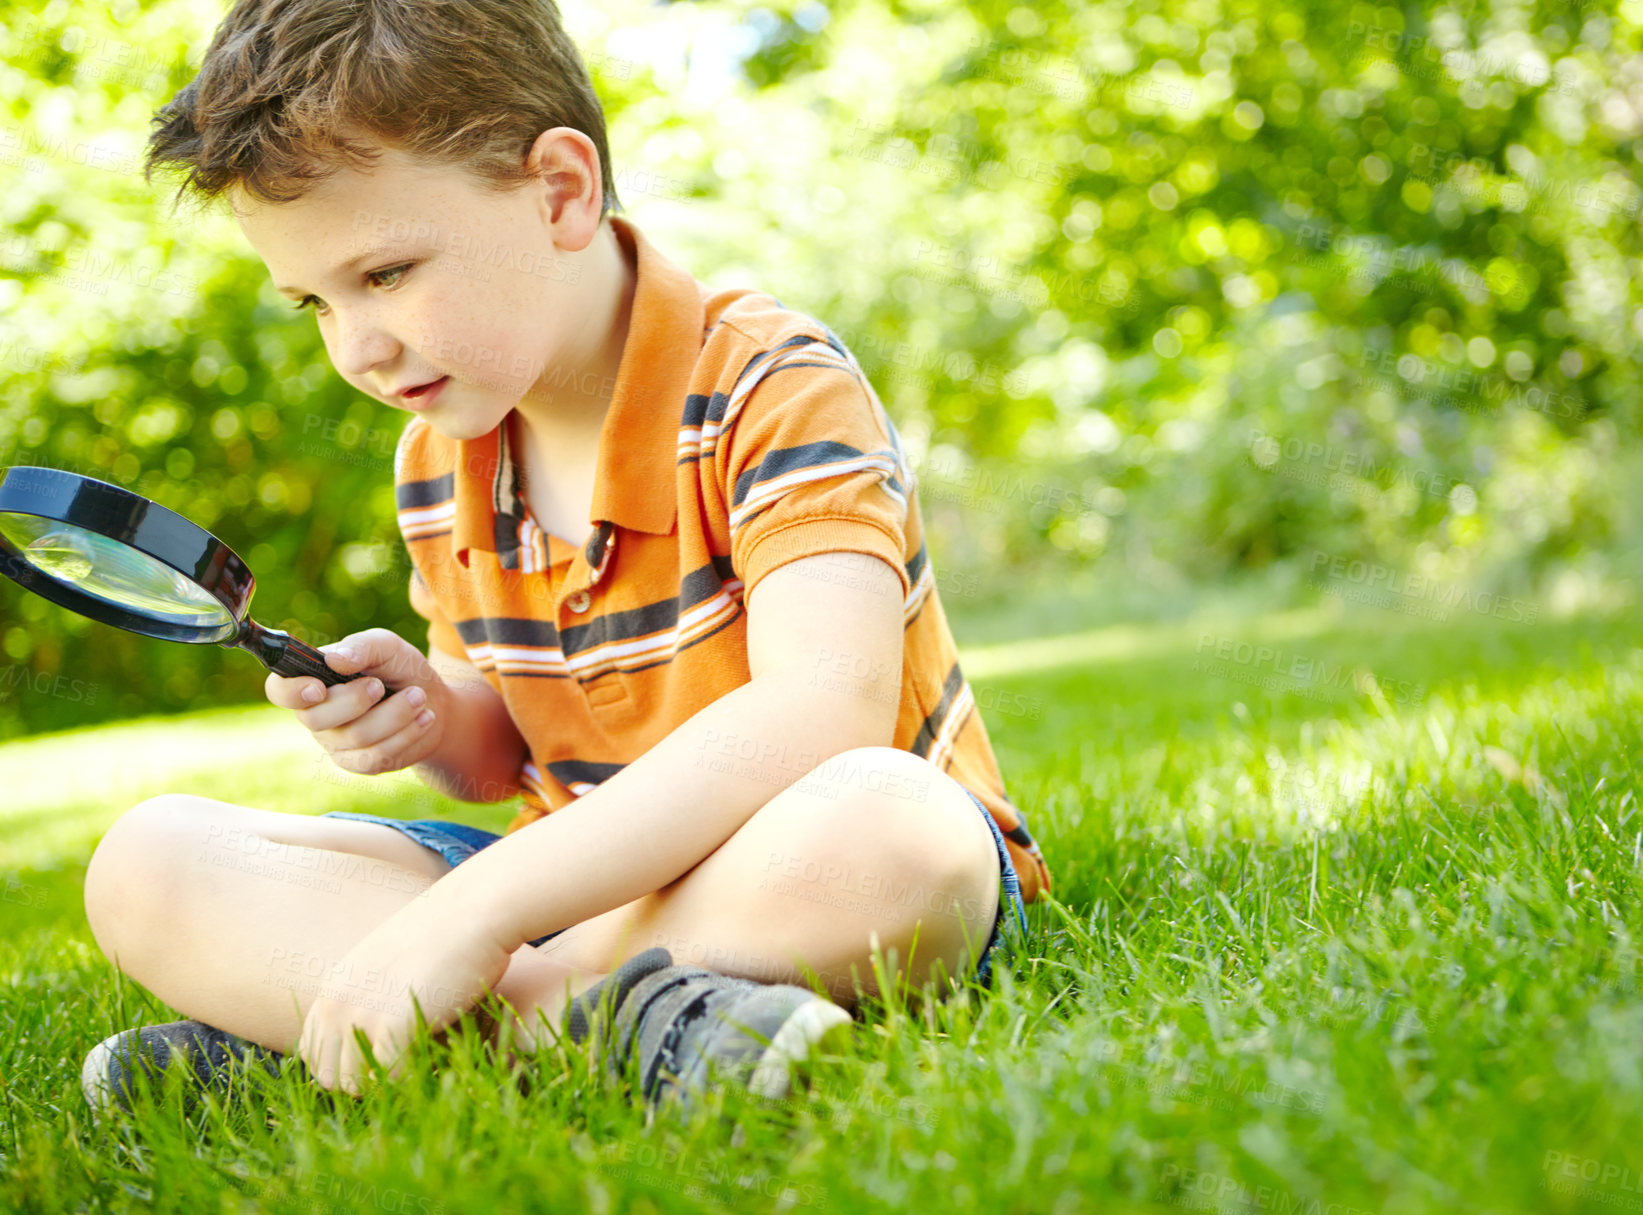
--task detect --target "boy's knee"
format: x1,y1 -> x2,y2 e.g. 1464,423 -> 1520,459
778,749 -> 988,892
91,794 -> 192,869
83,795 -> 194,958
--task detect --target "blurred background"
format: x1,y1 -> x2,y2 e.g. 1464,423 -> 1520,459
1,0 -> 1639,738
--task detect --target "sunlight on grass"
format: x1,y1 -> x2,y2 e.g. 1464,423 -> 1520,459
1,704 -> 309,812
957,604 -> 1340,681
0,704 -> 511,870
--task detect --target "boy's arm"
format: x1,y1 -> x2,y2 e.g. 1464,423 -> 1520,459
413,646 -> 527,803
428,548 -> 907,952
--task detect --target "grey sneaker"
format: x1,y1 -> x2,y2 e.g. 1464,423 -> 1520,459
81,1020 -> 285,1115
564,947 -> 854,1113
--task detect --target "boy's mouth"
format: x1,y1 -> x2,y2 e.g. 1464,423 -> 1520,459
401,375 -> 448,399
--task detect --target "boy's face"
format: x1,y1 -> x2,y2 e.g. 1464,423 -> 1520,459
232,142 -> 601,442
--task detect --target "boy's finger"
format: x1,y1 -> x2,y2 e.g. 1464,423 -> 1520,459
266,670 -> 327,710
293,687 -> 386,745
319,641 -> 366,674
318,653 -> 374,689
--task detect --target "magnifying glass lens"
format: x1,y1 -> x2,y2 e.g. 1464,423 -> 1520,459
0,511 -> 235,629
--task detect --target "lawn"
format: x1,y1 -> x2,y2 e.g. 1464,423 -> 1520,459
2,568 -> 1639,1214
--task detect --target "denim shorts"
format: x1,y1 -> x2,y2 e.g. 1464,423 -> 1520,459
322,785 -> 1028,988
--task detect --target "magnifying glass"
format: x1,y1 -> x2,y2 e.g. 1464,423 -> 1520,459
0,465 -> 387,691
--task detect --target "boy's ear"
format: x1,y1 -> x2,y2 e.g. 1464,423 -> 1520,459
524,127 -> 603,246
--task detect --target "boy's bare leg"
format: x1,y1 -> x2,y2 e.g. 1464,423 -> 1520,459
491,746 -> 1006,1017
83,794 -> 607,1056
86,744 -> 1002,1070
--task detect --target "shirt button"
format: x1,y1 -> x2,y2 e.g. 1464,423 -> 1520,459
567,590 -> 591,613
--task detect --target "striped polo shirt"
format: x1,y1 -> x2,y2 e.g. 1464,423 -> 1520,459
392,214 -> 1053,903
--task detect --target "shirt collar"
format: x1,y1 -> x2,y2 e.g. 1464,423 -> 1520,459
449,214 -> 704,570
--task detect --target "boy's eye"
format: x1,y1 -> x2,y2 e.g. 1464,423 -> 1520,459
290,263 -> 414,315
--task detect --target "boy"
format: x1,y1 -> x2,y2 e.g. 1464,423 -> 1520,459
79,0 -> 1053,1116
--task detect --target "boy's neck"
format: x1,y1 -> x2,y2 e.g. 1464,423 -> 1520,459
514,216 -> 636,446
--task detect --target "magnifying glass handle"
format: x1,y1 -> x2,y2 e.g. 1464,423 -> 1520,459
237,621 -> 398,691
275,634 -> 379,688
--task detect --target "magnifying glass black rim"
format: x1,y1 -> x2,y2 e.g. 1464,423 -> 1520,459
0,465 -> 254,644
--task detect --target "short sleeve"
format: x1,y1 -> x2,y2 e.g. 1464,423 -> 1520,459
407,561 -> 467,660
719,330 -> 913,604
393,416 -> 467,660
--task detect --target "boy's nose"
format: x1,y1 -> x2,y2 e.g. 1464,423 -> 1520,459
330,321 -> 400,383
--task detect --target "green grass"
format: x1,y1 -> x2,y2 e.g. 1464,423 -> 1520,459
3,568 -> 1641,1214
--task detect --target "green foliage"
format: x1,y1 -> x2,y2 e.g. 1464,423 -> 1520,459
3,0 -> 1640,735
716,0 -> 1642,588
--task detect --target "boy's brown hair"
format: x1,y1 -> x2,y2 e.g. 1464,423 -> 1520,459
142,0 -> 624,217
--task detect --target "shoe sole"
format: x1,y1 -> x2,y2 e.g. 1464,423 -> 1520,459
81,1036 -> 132,1113
743,997 -> 854,1099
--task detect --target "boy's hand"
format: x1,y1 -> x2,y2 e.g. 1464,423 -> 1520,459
296,893 -> 513,1096
264,627 -> 446,776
